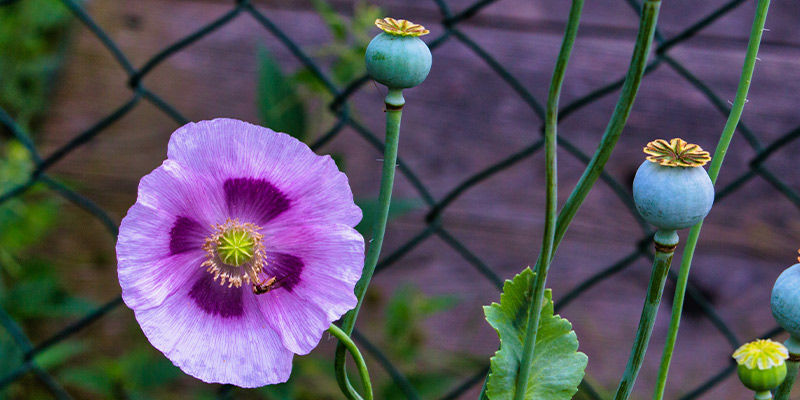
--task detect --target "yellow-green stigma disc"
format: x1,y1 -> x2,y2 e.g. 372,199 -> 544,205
217,228 -> 256,266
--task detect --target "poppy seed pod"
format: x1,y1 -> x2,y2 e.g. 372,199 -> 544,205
771,262 -> 800,339
737,363 -> 787,393
632,139 -> 714,231
733,339 -> 789,392
366,18 -> 432,89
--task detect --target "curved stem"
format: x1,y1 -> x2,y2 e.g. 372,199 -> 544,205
652,1 -> 771,398
513,1 -> 584,399
328,324 -> 373,400
774,337 -> 800,400
547,0 -> 660,258
334,88 -> 404,400
612,229 -> 678,400
480,1 -> 658,399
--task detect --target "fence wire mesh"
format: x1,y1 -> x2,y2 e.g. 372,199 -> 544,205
0,0 -> 796,399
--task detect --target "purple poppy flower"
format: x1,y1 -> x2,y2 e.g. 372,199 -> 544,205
116,118 -> 364,387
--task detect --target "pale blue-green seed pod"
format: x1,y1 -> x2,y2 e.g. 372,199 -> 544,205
632,138 -> 714,231
771,263 -> 800,338
366,18 -> 432,89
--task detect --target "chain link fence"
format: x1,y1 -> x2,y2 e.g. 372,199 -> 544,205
0,0 -> 797,398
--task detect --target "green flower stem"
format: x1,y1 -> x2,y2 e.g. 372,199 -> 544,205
775,337 -> 800,400
755,390 -> 772,400
775,361 -> 799,400
755,390 -> 773,400
612,229 -> 678,400
652,1 -> 771,398
479,1 -> 657,398
546,0 -> 660,258
334,88 -> 404,400
514,1 -> 584,399
328,324 -> 373,400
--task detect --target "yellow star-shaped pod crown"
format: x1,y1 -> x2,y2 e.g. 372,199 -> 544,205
643,138 -> 711,167
733,339 -> 789,370
375,17 -> 429,37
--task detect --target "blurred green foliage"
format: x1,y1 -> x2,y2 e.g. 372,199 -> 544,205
259,285 -> 462,400
0,1 -> 468,397
0,2 -> 111,398
0,0 -> 72,131
0,142 -> 189,400
58,343 -> 186,399
257,0 -> 382,142
0,142 -> 97,398
384,285 -> 456,363
257,47 -> 308,143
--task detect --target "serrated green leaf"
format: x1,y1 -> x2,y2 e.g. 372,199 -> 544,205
256,47 -> 307,142
483,268 -> 587,400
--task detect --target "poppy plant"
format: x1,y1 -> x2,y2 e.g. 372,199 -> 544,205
116,118 -> 364,387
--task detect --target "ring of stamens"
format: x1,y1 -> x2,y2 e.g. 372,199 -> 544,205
202,219 -> 267,288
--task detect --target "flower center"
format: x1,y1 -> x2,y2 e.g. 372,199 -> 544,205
202,219 -> 267,289
218,228 -> 256,266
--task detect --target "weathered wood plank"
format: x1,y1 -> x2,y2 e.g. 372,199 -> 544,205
247,0 -> 800,48
36,0 -> 800,397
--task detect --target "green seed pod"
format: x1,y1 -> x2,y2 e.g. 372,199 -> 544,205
737,363 -> 787,392
771,261 -> 800,338
632,138 -> 714,231
365,18 -> 432,89
733,339 -> 789,392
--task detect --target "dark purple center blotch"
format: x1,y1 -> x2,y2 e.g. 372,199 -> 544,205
188,273 -> 244,318
169,216 -> 207,255
265,252 -> 304,292
224,178 -> 290,225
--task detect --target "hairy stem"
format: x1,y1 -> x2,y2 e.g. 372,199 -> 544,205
480,1 -> 659,398
613,230 -> 678,400
546,0 -> 660,259
513,1 -> 584,399
775,360 -> 799,400
652,1 -> 771,397
334,88 -> 404,400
